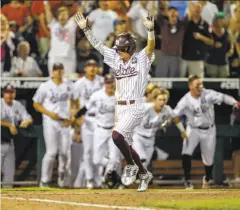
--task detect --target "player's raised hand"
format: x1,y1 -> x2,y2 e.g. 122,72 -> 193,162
141,13 -> 154,31
74,12 -> 88,30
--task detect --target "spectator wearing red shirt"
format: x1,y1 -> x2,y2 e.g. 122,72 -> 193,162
1,0 -> 32,34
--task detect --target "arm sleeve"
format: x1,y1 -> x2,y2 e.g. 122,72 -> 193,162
18,102 -> 32,121
32,84 -> 46,104
173,98 -> 186,116
73,80 -> 82,100
138,48 -> 155,70
103,46 -> 117,69
126,5 -> 138,20
207,89 -> 237,106
86,93 -> 98,110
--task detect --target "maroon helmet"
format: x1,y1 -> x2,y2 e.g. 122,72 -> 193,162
113,32 -> 137,55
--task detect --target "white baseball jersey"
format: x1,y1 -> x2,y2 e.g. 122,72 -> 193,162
135,104 -> 174,138
86,88 -> 115,128
1,98 -> 32,126
174,89 -> 237,128
103,47 -> 155,100
32,79 -> 74,124
73,75 -> 104,113
48,18 -> 77,58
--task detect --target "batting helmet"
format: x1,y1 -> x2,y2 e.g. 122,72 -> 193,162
113,32 -> 137,56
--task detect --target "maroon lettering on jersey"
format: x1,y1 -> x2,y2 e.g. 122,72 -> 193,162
115,64 -> 138,80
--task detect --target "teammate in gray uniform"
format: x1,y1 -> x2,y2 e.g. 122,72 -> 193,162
73,59 -> 104,189
1,84 -> 33,188
133,88 -> 187,168
75,11 -> 155,192
174,75 -> 240,189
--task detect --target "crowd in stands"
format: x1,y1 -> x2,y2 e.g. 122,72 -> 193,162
1,0 -> 240,78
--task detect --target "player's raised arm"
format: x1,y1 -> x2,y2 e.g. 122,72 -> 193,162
141,13 -> 155,56
75,12 -> 105,55
43,1 -> 53,25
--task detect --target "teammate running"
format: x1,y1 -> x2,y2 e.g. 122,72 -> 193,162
174,75 -> 240,189
133,88 -> 187,168
75,11 -> 155,192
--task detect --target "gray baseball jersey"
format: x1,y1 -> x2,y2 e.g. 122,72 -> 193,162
1,98 -> 31,126
134,104 -> 174,138
174,89 -> 237,127
32,79 -> 74,122
86,88 -> 115,128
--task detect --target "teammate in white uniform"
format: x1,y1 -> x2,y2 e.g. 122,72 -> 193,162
174,75 -> 240,189
75,74 -> 121,188
145,83 -> 161,103
33,63 -> 74,187
73,59 -> 104,188
75,11 -> 155,192
44,1 -> 80,76
1,84 -> 33,188
133,89 -> 187,168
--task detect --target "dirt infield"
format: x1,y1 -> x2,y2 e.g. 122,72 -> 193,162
2,188 -> 240,210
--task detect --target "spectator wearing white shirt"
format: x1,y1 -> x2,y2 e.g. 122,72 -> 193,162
88,1 -> 118,42
9,41 -> 42,77
127,1 -> 149,48
201,1 -> 219,26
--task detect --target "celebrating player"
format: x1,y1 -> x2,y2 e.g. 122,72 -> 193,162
73,59 -> 104,189
133,88 -> 187,169
33,63 -> 74,188
174,75 -> 240,189
1,84 -> 33,188
75,10 -> 155,192
145,83 -> 161,103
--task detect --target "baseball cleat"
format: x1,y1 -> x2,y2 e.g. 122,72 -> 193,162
184,180 -> 194,190
39,181 -> 50,188
86,180 -> 94,189
137,171 -> 153,192
121,164 -> 139,186
202,176 -> 213,189
58,172 -> 65,188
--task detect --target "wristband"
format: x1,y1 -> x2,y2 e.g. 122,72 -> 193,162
148,31 -> 155,40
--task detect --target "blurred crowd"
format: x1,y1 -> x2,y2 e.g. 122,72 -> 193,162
1,0 -> 240,78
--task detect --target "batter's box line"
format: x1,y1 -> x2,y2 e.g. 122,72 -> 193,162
2,196 -> 156,210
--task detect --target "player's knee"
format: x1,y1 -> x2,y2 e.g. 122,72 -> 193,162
45,152 -> 57,161
112,130 -> 124,146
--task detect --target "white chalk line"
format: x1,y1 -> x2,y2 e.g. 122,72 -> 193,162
2,196 -> 155,210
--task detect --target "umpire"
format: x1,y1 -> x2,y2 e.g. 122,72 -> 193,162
1,84 -> 33,188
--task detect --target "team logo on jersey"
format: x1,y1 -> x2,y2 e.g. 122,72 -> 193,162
115,64 -> 138,80
132,57 -> 137,64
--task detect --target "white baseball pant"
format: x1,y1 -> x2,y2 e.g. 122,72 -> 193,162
81,117 -> 96,181
182,125 -> 216,166
114,103 -> 145,146
132,133 -> 155,168
48,53 -> 76,77
41,122 -> 71,183
1,141 -> 15,188
93,125 -> 122,179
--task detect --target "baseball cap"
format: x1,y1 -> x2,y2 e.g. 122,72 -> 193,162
52,62 -> 64,70
3,84 -> 16,93
84,59 -> 98,67
114,19 -> 126,27
104,74 -> 114,84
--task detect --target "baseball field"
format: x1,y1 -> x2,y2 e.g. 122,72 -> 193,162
1,187 -> 240,210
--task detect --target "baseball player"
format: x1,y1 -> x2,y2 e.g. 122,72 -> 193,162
33,63 -> 74,188
133,88 -> 187,168
44,1 -> 81,76
75,11 -> 155,192
145,83 -> 161,103
174,74 -> 240,189
73,59 -> 104,189
75,74 -> 122,188
1,84 -> 33,188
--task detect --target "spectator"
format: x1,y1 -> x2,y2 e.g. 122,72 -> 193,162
1,0 -> 32,35
205,12 -> 234,78
9,41 -> 42,77
1,14 -> 17,76
76,38 -> 100,75
108,0 -> 130,20
155,6 -> 189,77
201,1 -> 219,26
44,2 -> 81,77
127,1 -> 149,49
169,0 -> 188,20
31,1 -> 60,59
88,1 -> 118,42
181,2 -> 213,78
